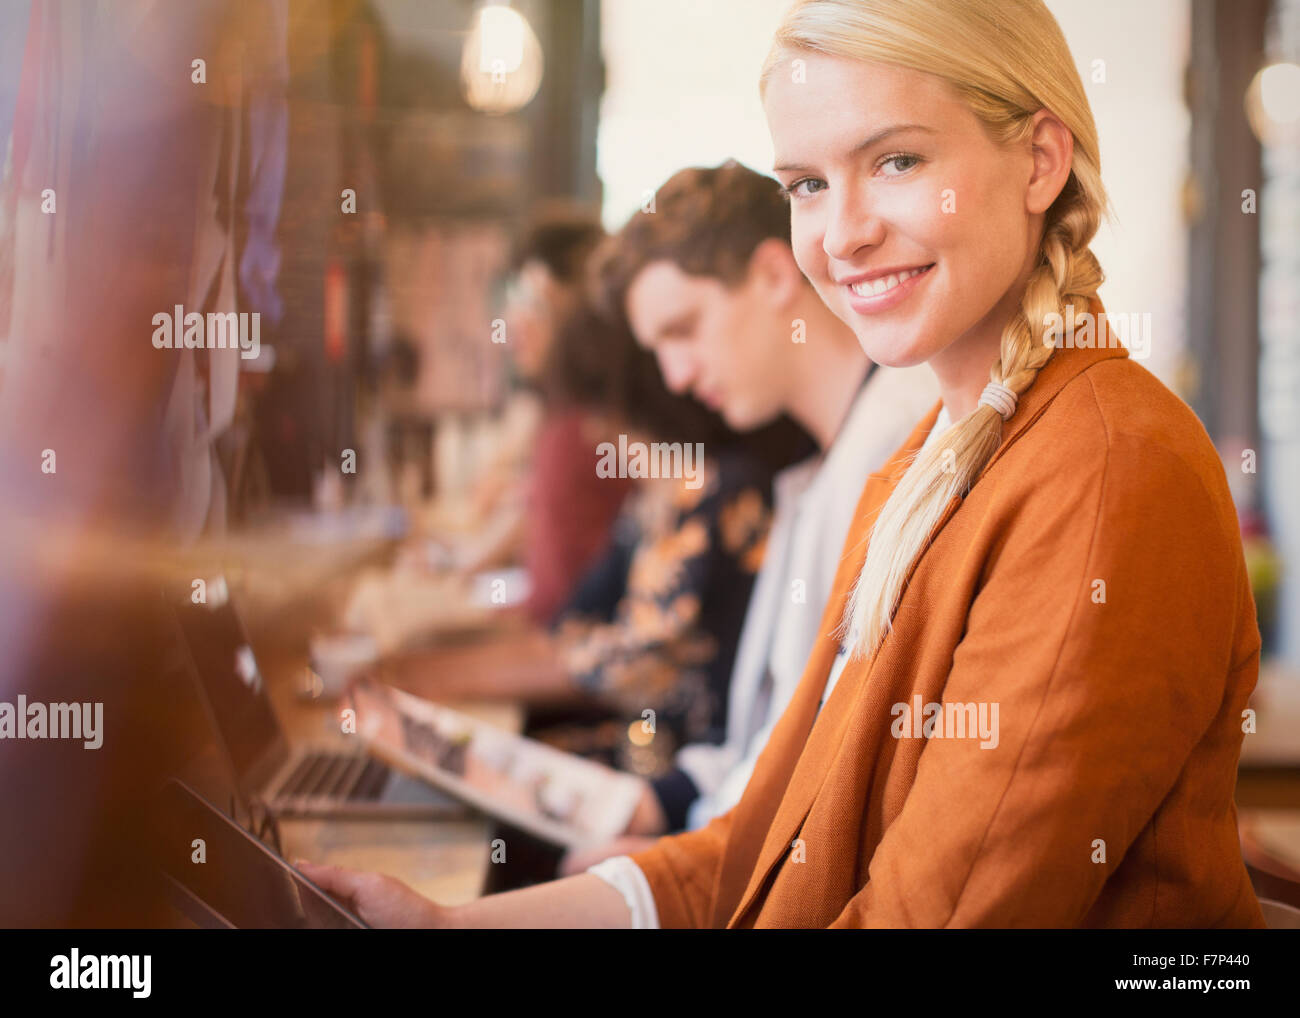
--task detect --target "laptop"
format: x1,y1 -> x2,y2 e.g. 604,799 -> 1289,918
170,577 -> 464,821
153,778 -> 367,929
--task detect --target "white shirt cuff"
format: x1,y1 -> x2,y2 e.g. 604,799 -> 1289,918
586,855 -> 660,929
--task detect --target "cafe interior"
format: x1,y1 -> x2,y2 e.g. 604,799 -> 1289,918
0,0 -> 1298,928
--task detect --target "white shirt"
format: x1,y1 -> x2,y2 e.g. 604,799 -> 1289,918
674,365 -> 940,830
591,391 -> 952,928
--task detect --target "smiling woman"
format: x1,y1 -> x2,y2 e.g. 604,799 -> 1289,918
298,0 -> 1266,930
758,0 -> 1106,658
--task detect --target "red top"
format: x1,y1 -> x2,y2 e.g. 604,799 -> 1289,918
524,408 -> 631,624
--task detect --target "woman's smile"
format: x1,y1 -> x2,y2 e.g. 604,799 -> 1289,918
839,263 -> 935,315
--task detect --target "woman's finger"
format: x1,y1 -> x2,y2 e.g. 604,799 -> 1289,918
296,860 -> 364,908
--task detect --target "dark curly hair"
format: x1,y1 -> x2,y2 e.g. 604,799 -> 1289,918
508,205 -> 606,286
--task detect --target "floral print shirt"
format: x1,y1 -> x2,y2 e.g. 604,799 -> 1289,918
551,451 -> 774,775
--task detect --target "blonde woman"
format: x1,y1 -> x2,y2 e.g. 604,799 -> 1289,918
300,0 -> 1265,928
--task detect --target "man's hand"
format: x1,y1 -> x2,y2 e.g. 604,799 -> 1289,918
295,861 -> 458,929
558,835 -> 661,877
555,783 -> 667,875
624,778 -> 668,836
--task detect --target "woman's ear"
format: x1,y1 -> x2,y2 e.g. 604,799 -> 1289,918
1025,109 -> 1074,215
747,236 -> 805,310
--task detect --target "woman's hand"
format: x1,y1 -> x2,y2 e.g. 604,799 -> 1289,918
296,861 -> 458,929
297,867 -> 638,928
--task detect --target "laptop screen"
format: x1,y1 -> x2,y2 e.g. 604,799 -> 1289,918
171,579 -> 287,798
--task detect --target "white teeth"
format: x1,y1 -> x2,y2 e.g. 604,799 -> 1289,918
850,265 -> 927,297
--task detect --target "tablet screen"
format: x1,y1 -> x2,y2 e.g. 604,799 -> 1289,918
154,780 -> 367,929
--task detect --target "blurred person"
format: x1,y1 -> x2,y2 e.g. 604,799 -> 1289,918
437,209 -> 632,625
302,0 -> 1265,928
461,211 -> 600,525
380,295 -> 786,892
516,267 -> 638,626
557,160 -> 937,873
382,299 -> 782,769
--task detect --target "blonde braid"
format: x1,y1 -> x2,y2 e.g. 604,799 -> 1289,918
841,188 -> 1103,659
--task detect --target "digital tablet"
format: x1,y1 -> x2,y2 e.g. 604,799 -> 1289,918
153,779 -> 368,929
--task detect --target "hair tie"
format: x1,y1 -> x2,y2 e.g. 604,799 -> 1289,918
978,381 -> 1018,421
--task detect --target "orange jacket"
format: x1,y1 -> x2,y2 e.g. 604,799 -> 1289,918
631,337 -> 1265,928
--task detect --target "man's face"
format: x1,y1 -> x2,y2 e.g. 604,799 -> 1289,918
624,257 -> 787,432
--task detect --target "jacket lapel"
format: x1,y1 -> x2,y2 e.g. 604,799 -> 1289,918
724,317 -> 1133,927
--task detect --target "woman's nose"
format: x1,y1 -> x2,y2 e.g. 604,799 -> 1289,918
821,184 -> 886,263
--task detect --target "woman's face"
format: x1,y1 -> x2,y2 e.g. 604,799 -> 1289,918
763,51 -> 1042,378
503,259 -> 571,381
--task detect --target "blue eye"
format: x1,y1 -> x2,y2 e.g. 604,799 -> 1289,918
781,177 -> 827,201
880,153 -> 921,176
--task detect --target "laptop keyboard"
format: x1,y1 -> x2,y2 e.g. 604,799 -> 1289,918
278,751 -> 390,803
